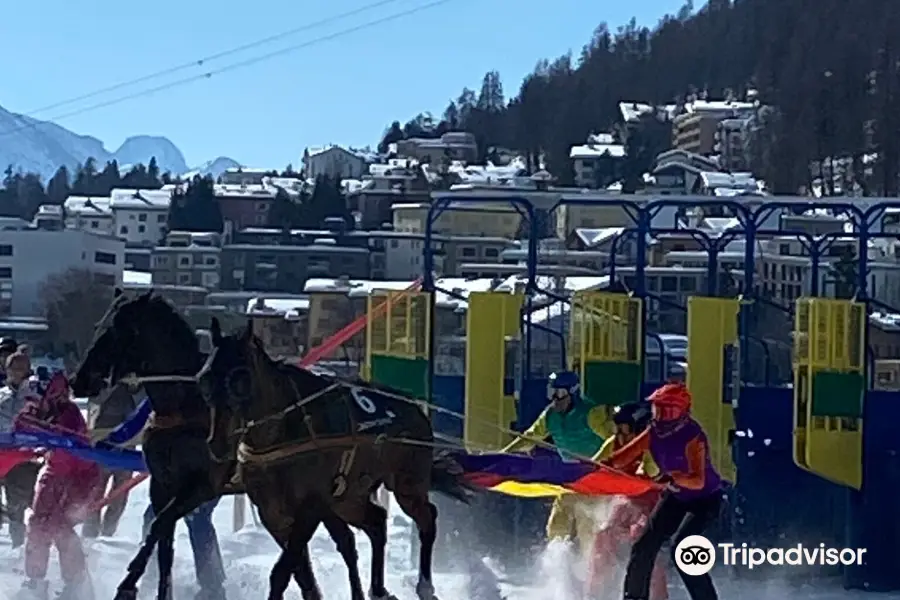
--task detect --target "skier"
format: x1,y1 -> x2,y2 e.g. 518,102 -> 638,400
102,391 -> 227,600
0,351 -> 43,548
603,382 -> 723,600
503,370 -> 609,545
588,402 -> 666,600
14,372 -> 101,600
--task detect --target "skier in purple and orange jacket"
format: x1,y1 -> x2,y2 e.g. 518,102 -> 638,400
603,382 -> 723,600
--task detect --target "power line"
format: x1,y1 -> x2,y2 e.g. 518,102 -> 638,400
2,0 -> 453,141
24,0 -> 410,117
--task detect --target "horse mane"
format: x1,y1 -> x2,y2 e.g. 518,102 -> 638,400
125,294 -> 202,368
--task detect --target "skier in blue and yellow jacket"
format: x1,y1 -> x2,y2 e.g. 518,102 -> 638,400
502,370 -> 610,541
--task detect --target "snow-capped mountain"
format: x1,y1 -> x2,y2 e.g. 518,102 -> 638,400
0,104 -> 202,180
182,156 -> 243,180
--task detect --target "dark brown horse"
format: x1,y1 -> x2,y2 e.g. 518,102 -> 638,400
70,291 -> 367,600
197,317 -> 474,600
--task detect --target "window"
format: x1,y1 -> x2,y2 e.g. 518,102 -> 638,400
256,202 -> 269,212
138,213 -> 147,222
779,243 -> 790,255
204,256 -> 218,266
153,255 -> 169,267
390,240 -> 399,249
0,267 -> 11,279
460,246 -> 476,258
680,277 -> 696,292
177,273 -> 192,285
138,225 -> 146,233
157,214 -> 166,223
120,226 -> 128,235
201,272 -> 219,289
94,251 -> 117,265
90,220 -> 100,229
0,245 -> 10,256
661,276 -> 677,292
178,255 -> 191,267
484,248 -> 499,259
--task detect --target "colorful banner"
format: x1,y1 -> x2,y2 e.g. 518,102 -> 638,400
455,452 -> 661,498
0,432 -> 146,472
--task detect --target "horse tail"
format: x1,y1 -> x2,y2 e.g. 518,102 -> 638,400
429,450 -> 475,503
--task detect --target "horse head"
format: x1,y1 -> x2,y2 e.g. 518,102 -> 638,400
71,290 -> 202,398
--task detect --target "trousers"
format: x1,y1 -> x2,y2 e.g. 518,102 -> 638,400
26,471 -> 97,582
4,461 -> 39,547
143,498 -> 226,591
623,491 -> 722,600
82,469 -> 132,538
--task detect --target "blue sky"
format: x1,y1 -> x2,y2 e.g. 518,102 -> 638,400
1,0 -> 683,169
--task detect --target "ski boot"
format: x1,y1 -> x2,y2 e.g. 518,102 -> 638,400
16,579 -> 49,600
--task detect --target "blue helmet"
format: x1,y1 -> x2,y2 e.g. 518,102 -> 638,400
613,401 -> 651,432
547,370 -> 581,403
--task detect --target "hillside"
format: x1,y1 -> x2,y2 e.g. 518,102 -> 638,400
382,0 -> 900,195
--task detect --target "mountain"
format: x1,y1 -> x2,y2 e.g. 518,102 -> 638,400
0,104 -> 192,181
183,157 -> 243,180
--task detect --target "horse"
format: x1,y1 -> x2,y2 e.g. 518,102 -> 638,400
197,317 -> 475,600
69,290 -> 367,600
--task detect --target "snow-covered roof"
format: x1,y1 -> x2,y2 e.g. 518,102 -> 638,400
573,227 -> 626,248
123,270 -> 152,286
679,100 -> 755,116
570,135 -> 626,159
528,276 -> 612,324
109,188 -> 172,210
246,297 -> 310,319
619,102 -> 678,123
64,196 -> 112,216
213,183 -> 276,198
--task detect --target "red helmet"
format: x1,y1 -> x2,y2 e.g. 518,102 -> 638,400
648,382 -> 691,411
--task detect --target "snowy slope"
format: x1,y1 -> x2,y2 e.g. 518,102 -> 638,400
183,157 -> 243,180
0,482 -> 890,600
0,104 -> 240,181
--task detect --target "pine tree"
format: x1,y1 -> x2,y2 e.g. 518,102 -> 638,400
46,166 -> 71,204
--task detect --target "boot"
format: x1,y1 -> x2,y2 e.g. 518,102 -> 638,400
10,521 -> 26,548
16,579 -> 49,600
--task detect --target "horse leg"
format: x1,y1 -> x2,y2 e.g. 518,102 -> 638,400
358,501 -> 396,600
284,508 -> 327,600
394,492 -> 439,600
267,550 -> 295,600
155,519 -> 177,600
114,479 -> 176,600
115,482 -> 212,600
320,512 -> 366,600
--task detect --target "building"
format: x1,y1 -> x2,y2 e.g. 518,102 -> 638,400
214,183 -> 276,230
395,132 -> 478,164
671,100 -> 755,155
0,225 -> 125,316
247,296 -> 310,359
716,118 -> 751,171
347,160 -> 431,230
569,133 -> 626,189
392,201 -> 521,239
63,196 -> 114,235
32,205 -> 64,230
219,168 -> 271,186
219,241 -> 370,294
151,231 -> 222,289
110,188 -> 172,247
302,146 -> 371,180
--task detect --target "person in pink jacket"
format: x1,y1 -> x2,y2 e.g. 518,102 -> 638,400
14,372 -> 101,600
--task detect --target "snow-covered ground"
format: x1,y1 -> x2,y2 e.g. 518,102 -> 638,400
0,482 -> 894,599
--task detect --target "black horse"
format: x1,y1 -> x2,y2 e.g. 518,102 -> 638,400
198,318 -> 475,600
70,291 -> 366,600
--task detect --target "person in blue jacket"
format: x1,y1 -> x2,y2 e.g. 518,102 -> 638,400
102,393 -> 227,600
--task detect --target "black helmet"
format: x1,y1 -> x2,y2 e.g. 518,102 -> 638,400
0,337 -> 17,353
613,402 -> 651,433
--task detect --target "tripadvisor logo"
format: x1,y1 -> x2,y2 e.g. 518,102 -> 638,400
674,535 -> 867,576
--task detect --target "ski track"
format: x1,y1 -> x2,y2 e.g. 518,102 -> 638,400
0,482 -> 894,599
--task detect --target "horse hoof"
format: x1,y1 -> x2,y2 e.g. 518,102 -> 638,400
368,590 -> 398,600
414,579 -> 437,600
114,588 -> 138,600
